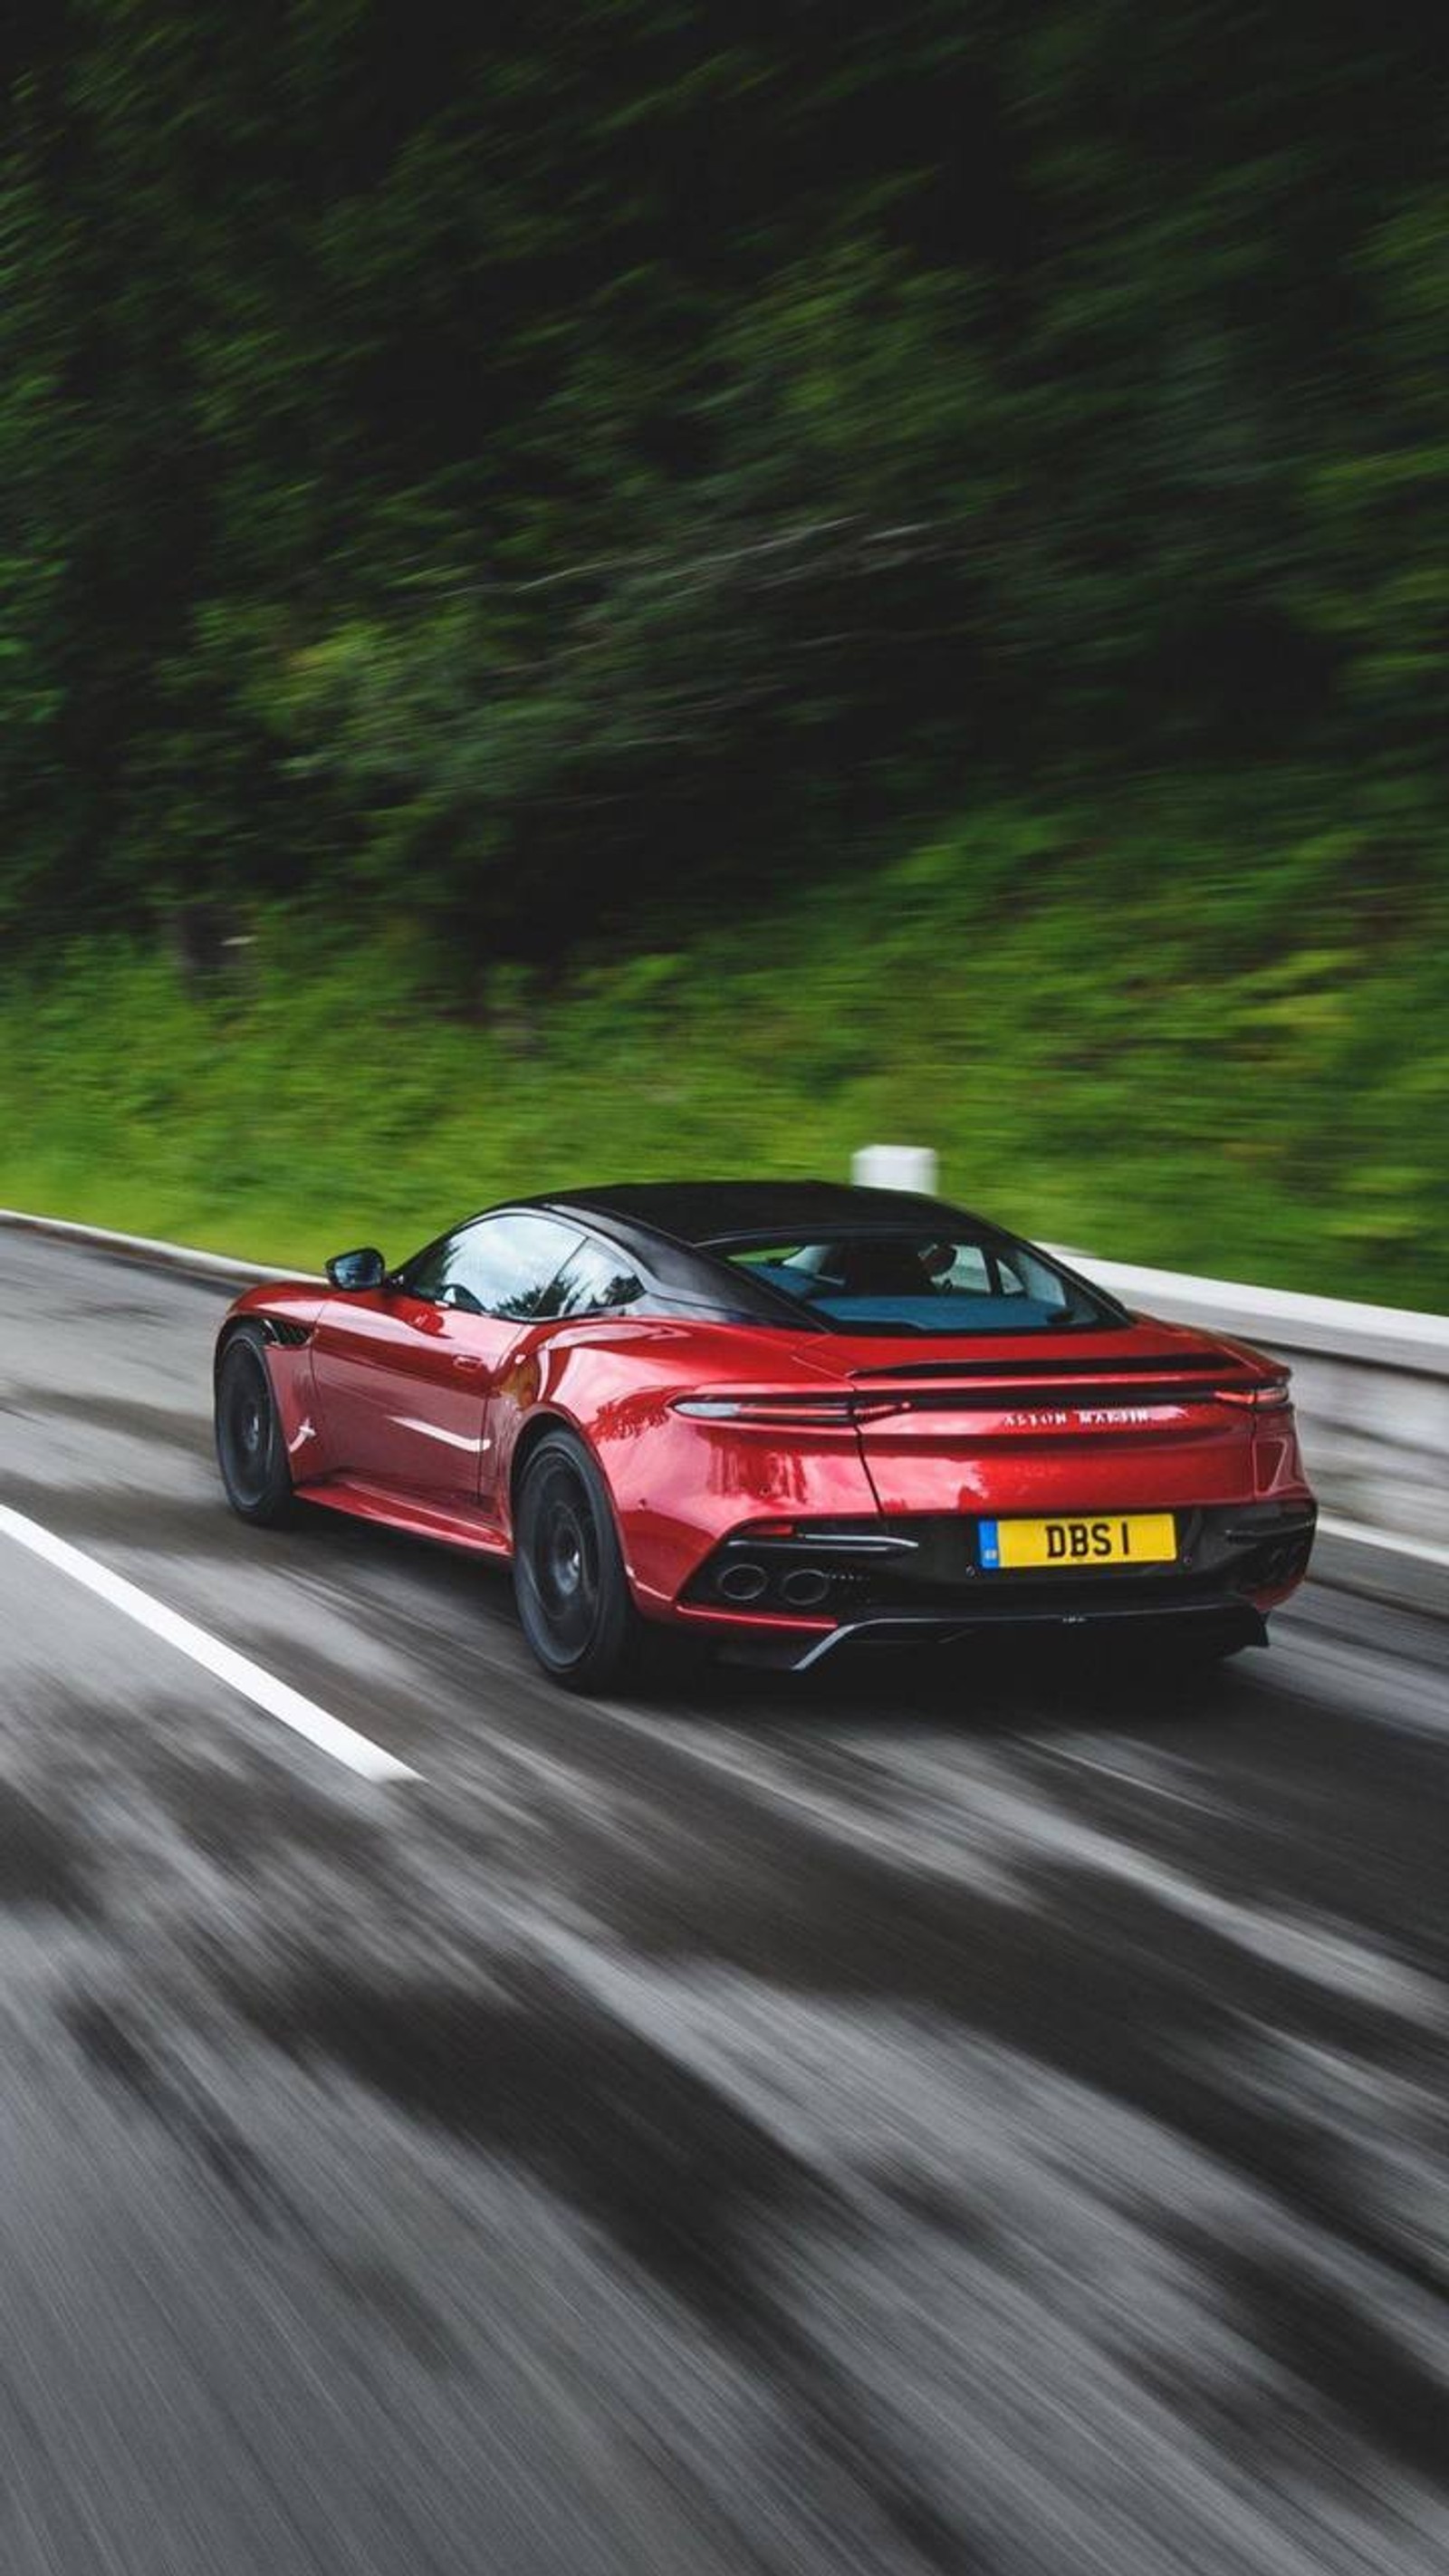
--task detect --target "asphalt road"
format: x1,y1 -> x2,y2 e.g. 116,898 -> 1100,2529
0,1229 -> 1444,2576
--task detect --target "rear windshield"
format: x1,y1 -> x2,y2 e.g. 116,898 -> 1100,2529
716,1230 -> 1121,1335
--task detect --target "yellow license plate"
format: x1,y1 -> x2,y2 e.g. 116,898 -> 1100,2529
979,1513 -> 1176,1571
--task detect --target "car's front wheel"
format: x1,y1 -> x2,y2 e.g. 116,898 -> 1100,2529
513,1429 -> 638,1691
216,1327 -> 296,1525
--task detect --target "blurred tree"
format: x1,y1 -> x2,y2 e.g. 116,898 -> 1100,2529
0,0 -> 1444,948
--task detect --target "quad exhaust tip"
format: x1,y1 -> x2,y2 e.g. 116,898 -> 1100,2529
718,1561 -> 769,1604
780,1566 -> 831,1609
717,1560 -> 832,1609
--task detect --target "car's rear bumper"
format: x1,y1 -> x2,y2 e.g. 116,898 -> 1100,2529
669,1497 -> 1315,1668
687,1592 -> 1267,1672
779,1592 -> 1268,1671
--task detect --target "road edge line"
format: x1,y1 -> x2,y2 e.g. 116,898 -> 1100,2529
0,1499 -> 417,1784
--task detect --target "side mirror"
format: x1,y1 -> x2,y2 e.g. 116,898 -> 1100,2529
326,1245 -> 388,1291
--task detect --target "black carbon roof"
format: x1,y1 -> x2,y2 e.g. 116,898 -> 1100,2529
531,1177 -> 972,1246
491,1177 -> 1128,1331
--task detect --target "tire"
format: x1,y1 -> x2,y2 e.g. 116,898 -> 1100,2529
513,1428 -> 638,1691
215,1327 -> 296,1526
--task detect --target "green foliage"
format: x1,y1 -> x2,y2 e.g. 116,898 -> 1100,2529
3,4 -> 1447,939
1,7 -> 1446,1297
1,787 -> 1443,1308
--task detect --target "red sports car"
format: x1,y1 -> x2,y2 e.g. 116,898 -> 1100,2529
213,1180 -> 1316,1689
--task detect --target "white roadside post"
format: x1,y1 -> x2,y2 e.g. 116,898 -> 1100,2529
851,1144 -> 939,1193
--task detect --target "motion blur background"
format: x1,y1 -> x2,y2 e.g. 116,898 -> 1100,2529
2,1 -> 1445,1291
1,18 -> 1447,2576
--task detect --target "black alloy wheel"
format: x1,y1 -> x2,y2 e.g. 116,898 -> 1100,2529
216,1329 -> 295,1525
513,1430 -> 638,1690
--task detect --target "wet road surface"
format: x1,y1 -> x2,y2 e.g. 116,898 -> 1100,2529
0,1229 -> 1444,2574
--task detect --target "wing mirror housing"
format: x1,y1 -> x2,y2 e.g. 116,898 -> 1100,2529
326,1245 -> 388,1291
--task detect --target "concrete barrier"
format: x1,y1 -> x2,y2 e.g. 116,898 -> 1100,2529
1048,1245 -> 1449,1557
0,1206 -> 319,1285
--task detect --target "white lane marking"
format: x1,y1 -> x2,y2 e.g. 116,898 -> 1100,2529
1318,1514 -> 1449,1572
0,1501 -> 417,1784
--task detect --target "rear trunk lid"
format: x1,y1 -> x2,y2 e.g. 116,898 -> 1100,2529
802,1318 -> 1273,1515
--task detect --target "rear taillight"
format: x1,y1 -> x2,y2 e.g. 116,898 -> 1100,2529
674,1376 -> 1293,1423
672,1393 -> 857,1426
1214,1375 -> 1292,1412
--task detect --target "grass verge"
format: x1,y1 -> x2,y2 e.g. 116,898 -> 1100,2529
4,795 -> 1445,1308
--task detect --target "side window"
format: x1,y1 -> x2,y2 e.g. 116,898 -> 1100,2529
402,1215 -> 583,1319
938,1243 -> 993,1294
546,1237 -> 644,1319
1005,1245 -> 1071,1312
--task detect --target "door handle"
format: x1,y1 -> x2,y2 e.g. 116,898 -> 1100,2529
452,1354 -> 489,1373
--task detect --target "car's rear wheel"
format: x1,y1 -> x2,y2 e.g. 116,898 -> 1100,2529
513,1430 -> 638,1691
216,1328 -> 295,1525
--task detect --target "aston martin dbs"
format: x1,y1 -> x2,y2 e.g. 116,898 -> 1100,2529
214,1180 -> 1316,1688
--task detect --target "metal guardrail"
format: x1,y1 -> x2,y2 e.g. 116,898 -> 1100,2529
1044,1246 -> 1449,1379
0,1206 -> 319,1284
1048,1245 -> 1449,1556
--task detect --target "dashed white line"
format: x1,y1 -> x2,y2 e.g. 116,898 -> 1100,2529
0,1501 -> 417,1783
